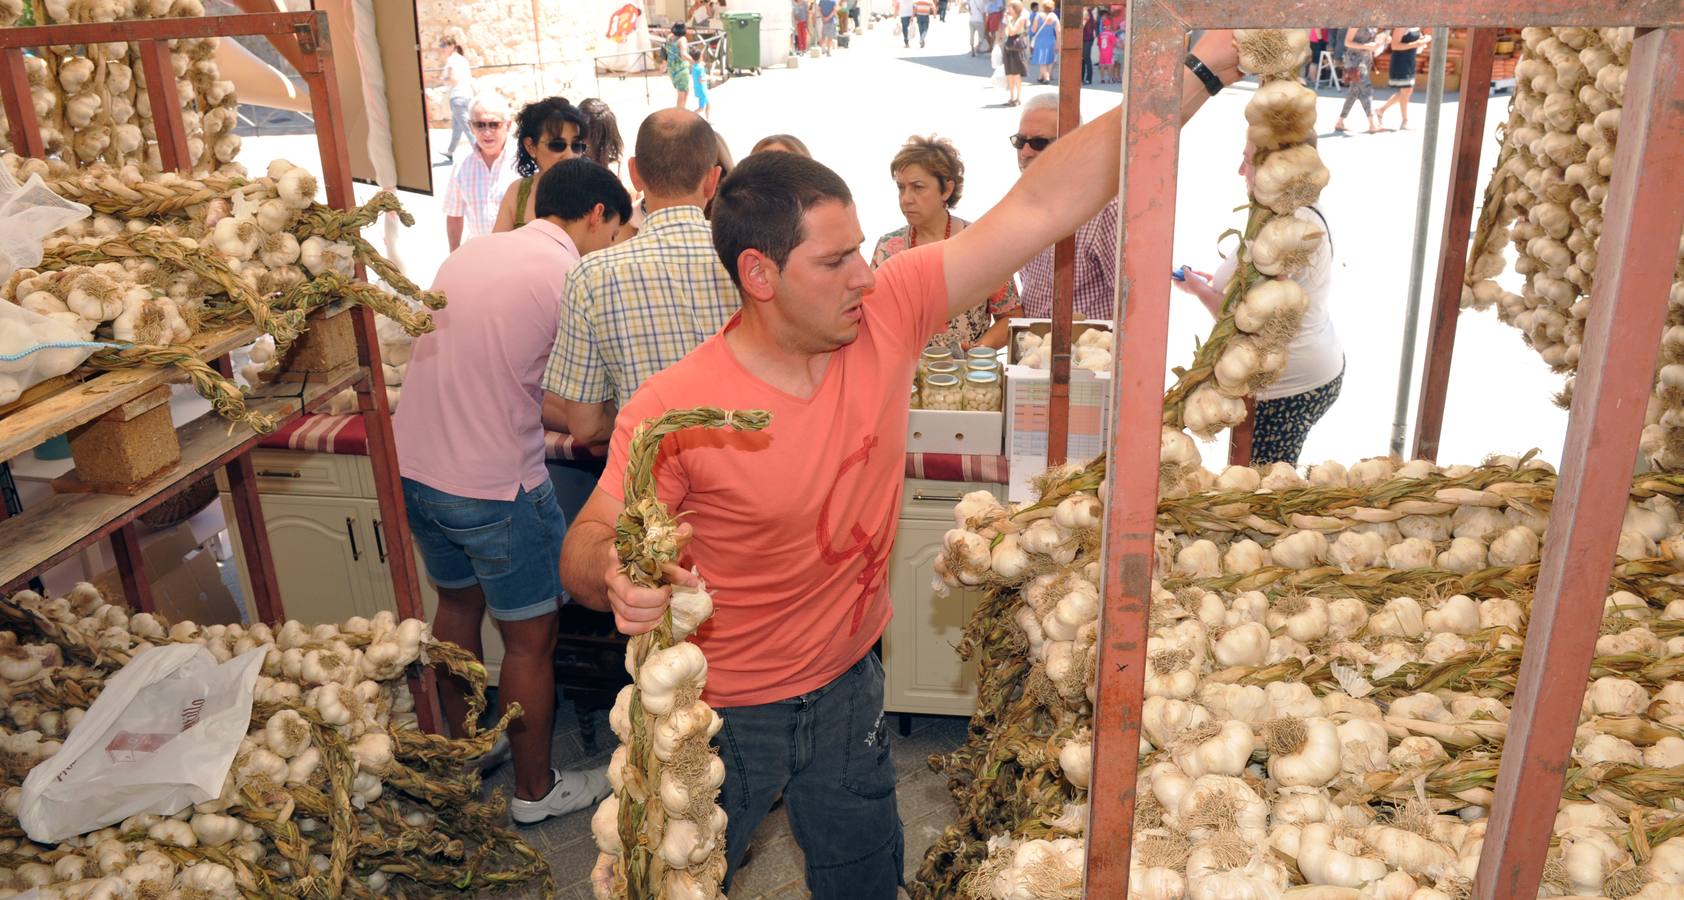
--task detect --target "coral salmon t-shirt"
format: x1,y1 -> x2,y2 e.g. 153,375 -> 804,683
598,244 -> 947,707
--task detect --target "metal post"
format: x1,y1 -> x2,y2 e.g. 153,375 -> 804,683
1388,26 -> 1449,457
1048,3 -> 1085,465
1,48 -> 44,157
1476,27 -> 1684,899
1086,2 -> 1179,894
1413,28 -> 1498,462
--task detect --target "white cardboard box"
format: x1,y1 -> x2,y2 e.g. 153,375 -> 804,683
907,409 -> 1005,455
1004,365 -> 1112,502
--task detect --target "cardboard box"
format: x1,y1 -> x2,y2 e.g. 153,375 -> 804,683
907,409 -> 1004,455
1004,365 -> 1111,503
92,523 -> 241,625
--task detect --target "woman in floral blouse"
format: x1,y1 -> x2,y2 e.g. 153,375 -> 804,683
871,135 -> 1020,353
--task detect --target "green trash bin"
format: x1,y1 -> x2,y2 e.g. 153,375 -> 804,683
722,12 -> 761,75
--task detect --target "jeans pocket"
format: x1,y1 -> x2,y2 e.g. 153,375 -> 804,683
839,657 -> 895,799
437,517 -> 514,578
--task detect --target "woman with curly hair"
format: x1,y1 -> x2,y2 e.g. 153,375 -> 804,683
870,135 -> 1021,351
492,97 -> 589,233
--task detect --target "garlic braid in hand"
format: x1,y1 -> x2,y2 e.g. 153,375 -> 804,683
593,407 -> 770,900
1162,29 -> 1329,441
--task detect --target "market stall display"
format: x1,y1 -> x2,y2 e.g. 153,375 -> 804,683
0,584 -> 552,896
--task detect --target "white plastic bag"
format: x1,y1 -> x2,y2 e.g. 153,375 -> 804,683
0,162 -> 90,280
0,301 -> 110,405
19,644 -> 265,843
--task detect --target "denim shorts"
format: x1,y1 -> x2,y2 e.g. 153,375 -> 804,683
402,477 -> 565,622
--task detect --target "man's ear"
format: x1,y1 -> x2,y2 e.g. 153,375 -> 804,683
737,249 -> 777,303
701,164 -> 724,201
628,157 -> 646,193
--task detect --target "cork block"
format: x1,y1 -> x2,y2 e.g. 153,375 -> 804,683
282,308 -> 358,374
67,389 -> 181,488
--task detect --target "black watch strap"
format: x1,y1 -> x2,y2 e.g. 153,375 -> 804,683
1185,52 -> 1224,96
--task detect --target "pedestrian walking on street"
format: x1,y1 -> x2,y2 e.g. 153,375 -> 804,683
1030,2 -> 1058,83
443,96 -> 519,251
1333,26 -> 1387,134
1001,0 -> 1029,105
819,0 -> 839,55
438,31 -> 474,164
968,0 -> 988,55
666,24 -> 711,119
793,0 -> 810,52
985,0 -> 1005,49
913,0 -> 935,46
1375,27 -> 1432,129
1096,11 -> 1118,83
938,0 -> 949,21
1080,8 -> 1095,84
899,0 -> 915,47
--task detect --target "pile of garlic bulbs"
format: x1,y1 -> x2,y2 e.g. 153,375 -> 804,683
1460,27 -> 1684,473
0,0 -> 240,176
1162,29 -> 1327,441
0,152 -> 440,429
1015,328 -> 1114,374
914,447 -> 1684,900
0,584 -> 554,897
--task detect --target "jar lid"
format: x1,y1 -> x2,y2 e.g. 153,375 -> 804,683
965,359 -> 997,371
966,347 -> 997,359
965,371 -> 1000,385
925,374 -> 961,388
921,348 -> 955,361
926,361 -> 962,374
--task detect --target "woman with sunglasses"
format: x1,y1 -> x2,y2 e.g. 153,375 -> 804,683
493,97 -> 591,233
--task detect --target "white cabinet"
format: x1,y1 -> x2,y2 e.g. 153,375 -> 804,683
220,449 -> 506,683
881,479 -> 1003,717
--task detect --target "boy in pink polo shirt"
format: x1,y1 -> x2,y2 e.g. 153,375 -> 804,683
395,158 -> 629,825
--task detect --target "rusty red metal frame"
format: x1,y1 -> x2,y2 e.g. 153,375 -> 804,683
1047,4 -> 1086,465
1413,28 -> 1498,462
1092,4 -> 1684,898
0,12 -> 438,733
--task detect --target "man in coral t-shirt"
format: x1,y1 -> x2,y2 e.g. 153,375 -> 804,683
561,34 -> 1243,897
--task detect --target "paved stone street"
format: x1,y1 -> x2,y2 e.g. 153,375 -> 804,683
237,15 -> 1572,898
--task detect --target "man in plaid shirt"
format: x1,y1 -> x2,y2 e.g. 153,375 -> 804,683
442,96 -> 520,251
1011,94 -> 1120,319
542,109 -> 737,446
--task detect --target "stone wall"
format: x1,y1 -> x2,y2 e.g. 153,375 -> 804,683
416,0 -> 632,125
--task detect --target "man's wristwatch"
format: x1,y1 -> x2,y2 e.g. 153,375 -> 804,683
1185,52 -> 1224,97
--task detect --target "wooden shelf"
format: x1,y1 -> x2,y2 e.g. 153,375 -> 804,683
0,321 -> 260,464
0,362 -> 365,591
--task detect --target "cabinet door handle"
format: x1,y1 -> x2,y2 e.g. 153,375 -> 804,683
373,519 -> 388,564
913,491 -> 965,503
345,518 -> 361,562
257,469 -> 302,479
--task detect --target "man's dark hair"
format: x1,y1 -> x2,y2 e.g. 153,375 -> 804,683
633,110 -> 717,196
710,151 -> 853,288
579,98 -> 624,168
512,96 -> 589,177
535,157 -> 632,226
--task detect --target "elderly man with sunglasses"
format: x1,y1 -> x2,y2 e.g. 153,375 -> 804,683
443,96 -> 521,251
1010,92 -> 1119,320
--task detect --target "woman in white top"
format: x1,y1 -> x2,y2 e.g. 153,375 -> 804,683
1174,137 -> 1344,465
439,32 -> 474,164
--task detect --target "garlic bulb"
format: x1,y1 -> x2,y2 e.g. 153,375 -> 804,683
1252,145 -> 1331,215
1234,29 -> 1311,78
1249,213 -> 1325,276
1245,78 -> 1318,149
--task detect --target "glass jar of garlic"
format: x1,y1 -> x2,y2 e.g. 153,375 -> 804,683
918,348 -> 955,387
925,361 -> 962,385
963,371 -> 1002,411
923,374 -> 963,410
966,347 -> 999,366
965,358 -> 1000,377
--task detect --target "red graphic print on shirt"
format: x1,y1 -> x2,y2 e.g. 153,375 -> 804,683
817,435 -> 891,634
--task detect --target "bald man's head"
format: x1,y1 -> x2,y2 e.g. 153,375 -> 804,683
632,109 -> 718,198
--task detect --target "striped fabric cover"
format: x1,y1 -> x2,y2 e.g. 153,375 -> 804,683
904,452 -> 1010,484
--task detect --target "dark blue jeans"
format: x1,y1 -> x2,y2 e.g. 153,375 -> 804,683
715,653 -> 903,898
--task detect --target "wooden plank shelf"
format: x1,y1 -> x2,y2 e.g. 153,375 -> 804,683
0,361 -> 364,593
0,321 -> 260,464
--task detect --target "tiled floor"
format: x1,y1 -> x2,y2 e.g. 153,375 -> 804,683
492,695 -> 968,899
